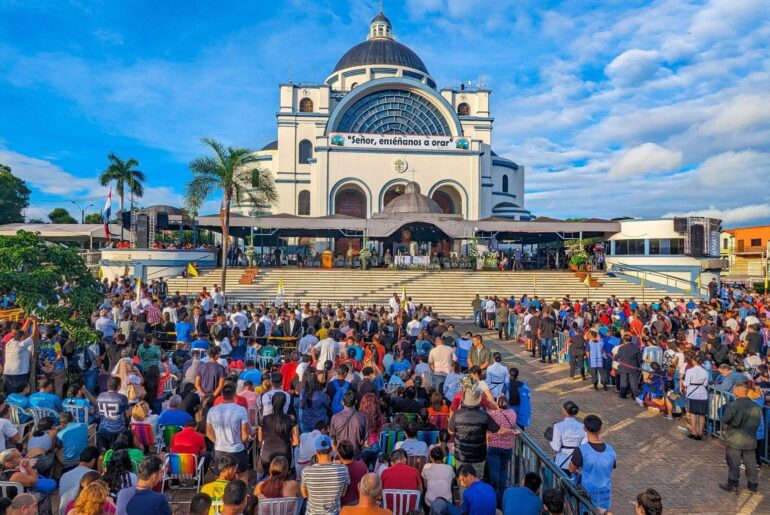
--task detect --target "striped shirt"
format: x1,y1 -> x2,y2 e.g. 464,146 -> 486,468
301,463 -> 350,515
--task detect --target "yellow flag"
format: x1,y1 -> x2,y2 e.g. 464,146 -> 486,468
584,273 -> 591,287
187,262 -> 199,277
696,274 -> 702,290
135,277 -> 142,298
533,275 -> 537,286
123,264 -> 129,277
97,266 -> 103,280
641,274 -> 645,289
276,279 -> 284,296
402,284 -> 407,309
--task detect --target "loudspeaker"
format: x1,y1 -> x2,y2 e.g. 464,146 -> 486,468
135,214 -> 149,248
156,212 -> 169,229
690,224 -> 705,257
121,211 -> 132,229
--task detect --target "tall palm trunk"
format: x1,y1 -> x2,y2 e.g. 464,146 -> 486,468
220,192 -> 232,294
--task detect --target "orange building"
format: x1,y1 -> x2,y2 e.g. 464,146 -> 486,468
724,225 -> 770,277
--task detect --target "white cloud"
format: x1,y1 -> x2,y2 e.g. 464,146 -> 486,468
608,143 -> 682,179
605,49 -> 661,85
695,149 -> 770,187
699,94 -> 770,135
663,204 -> 770,225
0,148 -> 96,196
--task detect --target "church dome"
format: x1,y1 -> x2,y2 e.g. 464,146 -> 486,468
381,182 -> 443,214
332,10 -> 428,75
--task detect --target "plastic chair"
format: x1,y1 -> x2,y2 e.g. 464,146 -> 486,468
0,481 -> 23,499
28,407 -> 59,429
405,455 -> 427,473
257,497 -> 300,515
382,489 -> 420,515
248,406 -> 260,429
210,500 -> 223,515
7,406 -> 33,444
131,422 -> 157,449
161,453 -> 205,492
158,424 -> 183,452
417,430 -> 440,446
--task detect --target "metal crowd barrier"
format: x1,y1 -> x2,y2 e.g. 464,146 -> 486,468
510,428 -> 600,514
508,313 -> 571,365
705,385 -> 770,464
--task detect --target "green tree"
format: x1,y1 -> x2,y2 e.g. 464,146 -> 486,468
84,212 -> 103,224
0,164 -> 31,224
185,138 -> 277,292
98,152 -> 145,212
48,207 -> 78,224
0,231 -> 103,383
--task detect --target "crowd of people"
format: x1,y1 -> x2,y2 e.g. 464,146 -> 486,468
475,279 -> 770,497
0,272 -> 668,515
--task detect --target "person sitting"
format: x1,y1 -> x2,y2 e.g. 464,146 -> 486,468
169,418 -> 207,461
58,470 -> 100,515
58,446 -> 99,503
253,456 -> 300,500
101,433 -> 143,474
62,384 -> 97,425
189,493 -> 212,515
102,449 -> 137,500
421,446 -> 454,509
5,386 -> 32,423
157,395 -> 193,427
502,471 -> 543,515
221,480 -> 249,515
394,422 -> 429,457
380,449 -> 422,493
340,473 -> 392,515
201,455 -> 239,514
29,378 -> 62,419
26,417 -> 59,478
337,440 -> 368,507
0,447 -> 58,497
432,464 -> 496,515
115,456 -> 171,515
65,478 -> 115,515
55,412 -> 88,470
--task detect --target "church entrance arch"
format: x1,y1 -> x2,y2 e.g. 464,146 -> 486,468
333,184 -> 367,255
431,185 -> 463,215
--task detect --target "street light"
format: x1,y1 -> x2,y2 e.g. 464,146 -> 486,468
71,201 -> 94,224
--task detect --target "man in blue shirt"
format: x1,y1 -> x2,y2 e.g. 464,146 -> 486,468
57,412 -> 88,464
158,395 -> 193,427
190,334 -> 210,352
433,464 -> 497,514
239,361 -> 262,385
6,387 -> 32,423
63,384 -> 98,424
503,472 -> 543,515
117,455 -> 172,515
96,376 -> 130,452
175,313 -> 193,345
29,378 -> 62,416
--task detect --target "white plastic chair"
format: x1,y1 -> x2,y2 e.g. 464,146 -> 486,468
27,407 -> 59,430
382,489 -> 421,515
257,497 -> 300,515
7,405 -> 33,443
0,481 -> 24,499
62,402 -> 90,425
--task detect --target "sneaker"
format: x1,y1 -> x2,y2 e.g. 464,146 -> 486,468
718,483 -> 739,494
635,398 -> 645,406
664,415 -> 673,420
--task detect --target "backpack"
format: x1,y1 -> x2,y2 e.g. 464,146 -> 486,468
78,345 -> 94,371
331,379 -> 350,415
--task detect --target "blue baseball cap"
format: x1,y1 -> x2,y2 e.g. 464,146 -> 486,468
315,435 -> 332,452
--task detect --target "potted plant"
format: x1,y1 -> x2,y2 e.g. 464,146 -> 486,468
569,250 -> 590,271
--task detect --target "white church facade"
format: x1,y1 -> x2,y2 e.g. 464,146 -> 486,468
240,11 -> 531,223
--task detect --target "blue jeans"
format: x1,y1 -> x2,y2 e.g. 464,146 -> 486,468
83,368 -> 97,393
540,338 -> 554,360
487,446 -> 511,494
508,317 -> 516,337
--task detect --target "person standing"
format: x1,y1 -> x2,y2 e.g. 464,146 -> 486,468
681,353 -> 709,440
538,311 -> 557,363
567,324 -> 586,380
206,383 -> 250,477
3,316 -> 37,393
467,335 -> 492,372
719,382 -> 761,493
329,391 -> 368,457
428,336 -> 455,392
549,401 -> 586,473
496,301 -> 509,340
301,435 -> 350,515
587,330 -> 607,391
614,334 -> 641,401
569,415 -> 616,513
487,395 -> 517,499
471,294 -> 482,328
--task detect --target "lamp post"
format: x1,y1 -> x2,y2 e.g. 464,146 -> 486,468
71,201 -> 94,224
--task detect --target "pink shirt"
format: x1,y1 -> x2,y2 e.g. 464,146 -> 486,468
487,408 -> 516,449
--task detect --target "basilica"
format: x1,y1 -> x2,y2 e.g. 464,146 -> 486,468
241,10 -> 531,224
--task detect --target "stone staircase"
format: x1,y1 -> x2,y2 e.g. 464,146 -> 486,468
165,268 -> 691,319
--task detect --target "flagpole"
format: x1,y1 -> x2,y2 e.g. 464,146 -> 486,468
642,273 -> 646,304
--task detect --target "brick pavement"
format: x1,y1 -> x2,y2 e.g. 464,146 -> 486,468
458,323 -> 770,515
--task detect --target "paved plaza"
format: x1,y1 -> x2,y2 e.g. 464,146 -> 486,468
462,324 -> 770,515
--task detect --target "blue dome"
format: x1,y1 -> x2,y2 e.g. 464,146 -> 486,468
333,38 -> 428,74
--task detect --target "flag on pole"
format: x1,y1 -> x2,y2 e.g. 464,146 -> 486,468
97,266 -> 103,280
641,274 -> 645,289
584,273 -> 591,287
401,284 -> 408,310
533,275 -> 537,287
696,274 -> 702,291
187,263 -> 199,278
135,277 -> 142,298
102,189 -> 112,242
275,279 -> 284,306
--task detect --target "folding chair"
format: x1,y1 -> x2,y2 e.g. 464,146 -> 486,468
211,501 -> 224,515
382,489 -> 420,515
7,406 -> 33,444
405,455 -> 427,473
257,497 -> 300,515
384,382 -> 401,394
158,425 -> 183,452
161,453 -> 205,492
378,430 -> 405,456
131,422 -> 157,450
417,430 -> 440,446
163,377 -> 179,396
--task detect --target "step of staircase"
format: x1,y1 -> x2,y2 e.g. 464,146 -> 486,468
165,268 -> 693,318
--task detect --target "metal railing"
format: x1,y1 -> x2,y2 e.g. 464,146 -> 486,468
608,262 -> 703,296
511,428 -> 600,514
508,313 -> 571,365
705,385 -> 770,464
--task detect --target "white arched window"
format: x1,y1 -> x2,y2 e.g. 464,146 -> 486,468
502,175 -> 509,193
298,190 -> 310,215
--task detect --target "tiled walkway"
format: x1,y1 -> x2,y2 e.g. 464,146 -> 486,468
465,324 -> 770,515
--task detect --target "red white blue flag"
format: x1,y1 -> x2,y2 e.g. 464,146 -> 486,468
102,189 -> 112,241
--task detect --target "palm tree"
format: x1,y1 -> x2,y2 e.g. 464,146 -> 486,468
185,138 -> 277,291
98,152 -> 146,212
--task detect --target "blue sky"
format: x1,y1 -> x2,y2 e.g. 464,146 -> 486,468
0,0 -> 769,225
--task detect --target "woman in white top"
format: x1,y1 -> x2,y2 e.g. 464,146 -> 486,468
549,401 -> 587,472
681,353 -> 709,440
421,446 -> 454,507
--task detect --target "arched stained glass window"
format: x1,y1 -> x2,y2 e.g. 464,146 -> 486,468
336,88 -> 451,135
